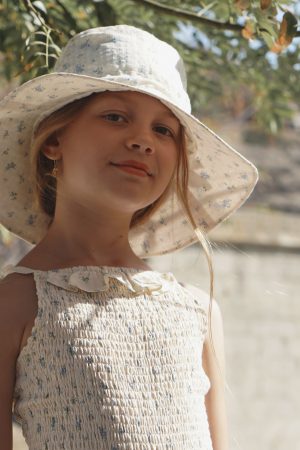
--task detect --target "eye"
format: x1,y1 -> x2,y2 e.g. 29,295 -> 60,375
102,113 -> 126,122
154,125 -> 174,138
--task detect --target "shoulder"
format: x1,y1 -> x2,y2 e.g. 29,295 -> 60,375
178,280 -> 217,315
0,271 -> 37,355
178,280 -> 224,343
0,269 -> 36,298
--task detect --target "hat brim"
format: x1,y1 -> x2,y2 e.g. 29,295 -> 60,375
0,72 -> 258,257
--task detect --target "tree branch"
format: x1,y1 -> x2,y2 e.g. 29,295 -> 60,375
22,0 -> 53,32
129,0 -> 300,37
129,0 -> 243,31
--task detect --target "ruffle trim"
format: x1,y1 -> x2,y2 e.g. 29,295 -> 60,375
47,269 -> 178,295
1,264 -> 178,296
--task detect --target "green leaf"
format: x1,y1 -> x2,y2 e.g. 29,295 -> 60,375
282,11 -> 298,40
259,30 -> 274,48
257,17 -> 277,35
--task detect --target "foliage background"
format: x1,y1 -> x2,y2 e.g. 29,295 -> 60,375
0,0 -> 299,134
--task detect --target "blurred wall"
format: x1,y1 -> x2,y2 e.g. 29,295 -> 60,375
149,240 -> 300,450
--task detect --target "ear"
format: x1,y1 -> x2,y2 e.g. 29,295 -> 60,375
42,132 -> 62,160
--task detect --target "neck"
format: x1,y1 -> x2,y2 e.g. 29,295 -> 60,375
22,200 -> 151,270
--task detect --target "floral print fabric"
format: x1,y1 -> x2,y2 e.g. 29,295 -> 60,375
1,264 -> 213,450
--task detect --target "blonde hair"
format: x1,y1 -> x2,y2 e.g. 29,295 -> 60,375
30,92 -> 221,379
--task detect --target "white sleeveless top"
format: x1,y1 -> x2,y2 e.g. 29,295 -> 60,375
1,264 -> 212,450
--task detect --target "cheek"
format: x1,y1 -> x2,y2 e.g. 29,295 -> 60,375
161,146 -> 178,176
153,150 -> 177,198
60,128 -> 97,160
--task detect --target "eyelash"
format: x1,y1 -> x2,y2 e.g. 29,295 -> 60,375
102,113 -> 175,138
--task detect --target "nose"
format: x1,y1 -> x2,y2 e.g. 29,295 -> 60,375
125,130 -> 154,154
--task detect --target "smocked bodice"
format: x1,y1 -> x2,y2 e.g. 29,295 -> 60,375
1,264 -> 212,450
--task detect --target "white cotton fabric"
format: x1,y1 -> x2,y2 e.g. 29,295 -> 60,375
1,264 -> 213,450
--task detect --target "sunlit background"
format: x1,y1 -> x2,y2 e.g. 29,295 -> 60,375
0,2 -> 299,449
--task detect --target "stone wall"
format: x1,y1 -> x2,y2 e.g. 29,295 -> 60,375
149,242 -> 300,450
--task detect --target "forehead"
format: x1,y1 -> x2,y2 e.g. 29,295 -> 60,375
89,91 -> 180,122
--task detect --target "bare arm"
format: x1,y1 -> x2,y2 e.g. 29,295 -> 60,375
0,275 -> 29,450
203,298 -> 229,450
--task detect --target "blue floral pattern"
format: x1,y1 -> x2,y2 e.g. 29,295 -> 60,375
1,264 -> 213,450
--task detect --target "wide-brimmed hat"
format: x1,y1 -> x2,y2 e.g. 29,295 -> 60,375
0,24 -> 258,258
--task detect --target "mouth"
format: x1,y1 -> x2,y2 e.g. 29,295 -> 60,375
110,162 -> 152,177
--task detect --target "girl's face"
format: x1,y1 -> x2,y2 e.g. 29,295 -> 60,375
48,91 -> 181,217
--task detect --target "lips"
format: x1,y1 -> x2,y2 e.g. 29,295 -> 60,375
111,160 -> 152,176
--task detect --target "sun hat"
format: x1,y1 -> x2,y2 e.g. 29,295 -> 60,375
0,24 -> 258,258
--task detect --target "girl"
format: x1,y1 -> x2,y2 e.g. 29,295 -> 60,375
0,25 -> 258,450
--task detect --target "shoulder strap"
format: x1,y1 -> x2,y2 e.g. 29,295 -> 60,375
0,264 -> 36,278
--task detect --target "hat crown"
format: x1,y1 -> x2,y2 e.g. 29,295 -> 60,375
54,24 -> 191,113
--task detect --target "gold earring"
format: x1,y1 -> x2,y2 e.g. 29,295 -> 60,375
52,159 -> 59,178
